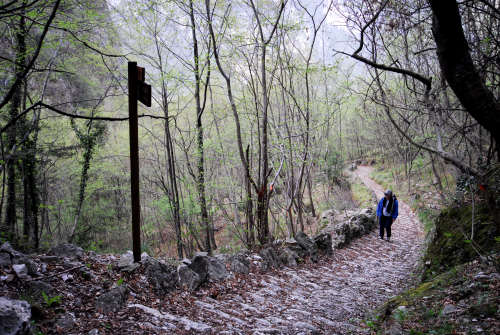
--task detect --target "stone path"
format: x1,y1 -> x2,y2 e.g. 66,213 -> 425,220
132,166 -> 425,334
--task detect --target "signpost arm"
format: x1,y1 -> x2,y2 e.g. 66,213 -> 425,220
128,61 -> 142,262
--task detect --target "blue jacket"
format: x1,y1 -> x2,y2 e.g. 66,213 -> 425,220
376,197 -> 398,219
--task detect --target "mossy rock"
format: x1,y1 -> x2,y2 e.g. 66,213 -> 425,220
422,203 -> 499,280
374,266 -> 463,323
366,258 -> 499,334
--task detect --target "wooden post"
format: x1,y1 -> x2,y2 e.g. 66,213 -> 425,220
128,62 -> 141,263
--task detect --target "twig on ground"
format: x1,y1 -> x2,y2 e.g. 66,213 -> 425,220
27,264 -> 85,282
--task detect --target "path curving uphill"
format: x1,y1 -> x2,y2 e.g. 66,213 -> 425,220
132,166 -> 425,334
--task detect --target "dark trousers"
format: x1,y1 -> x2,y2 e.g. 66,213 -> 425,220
379,215 -> 393,238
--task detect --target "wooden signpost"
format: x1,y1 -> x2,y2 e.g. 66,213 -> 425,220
128,62 -> 151,262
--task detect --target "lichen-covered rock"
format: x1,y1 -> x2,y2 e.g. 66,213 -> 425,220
117,251 -> 139,272
295,231 -> 318,262
177,264 -> 202,291
285,238 -> 307,258
229,254 -> 250,274
0,297 -> 31,335
206,257 -> 228,281
55,312 -> 76,331
143,258 -> 177,293
95,285 -> 129,313
25,280 -> 55,307
0,243 -> 38,275
48,243 -> 84,259
0,252 -> 11,268
259,247 -> 282,270
313,233 -> 333,255
189,254 -> 209,283
279,247 -> 299,267
329,208 -> 376,249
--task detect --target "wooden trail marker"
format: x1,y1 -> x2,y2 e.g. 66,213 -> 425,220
128,62 -> 151,263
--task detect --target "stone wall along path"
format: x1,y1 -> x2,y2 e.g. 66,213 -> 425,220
131,166 -> 425,334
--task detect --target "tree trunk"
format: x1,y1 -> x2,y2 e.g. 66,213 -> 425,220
4,7 -> 27,244
189,0 -> 212,253
205,0 -> 257,248
245,146 -> 255,248
249,0 -> 286,245
68,138 -> 93,243
429,0 -> 500,154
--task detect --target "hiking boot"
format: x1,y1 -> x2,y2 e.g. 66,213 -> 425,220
387,237 -> 391,242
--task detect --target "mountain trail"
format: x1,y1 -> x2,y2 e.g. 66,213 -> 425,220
133,166 -> 425,334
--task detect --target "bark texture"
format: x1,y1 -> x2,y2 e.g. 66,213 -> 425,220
429,0 -> 500,149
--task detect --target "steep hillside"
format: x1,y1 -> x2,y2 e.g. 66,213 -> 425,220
366,173 -> 500,334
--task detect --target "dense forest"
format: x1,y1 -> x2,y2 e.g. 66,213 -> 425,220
0,0 -> 498,259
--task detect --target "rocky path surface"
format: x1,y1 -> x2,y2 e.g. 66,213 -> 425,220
130,166 -> 425,334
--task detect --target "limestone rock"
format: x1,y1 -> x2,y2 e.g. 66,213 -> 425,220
189,254 -> 209,283
0,243 -> 38,275
385,322 -> 403,335
117,251 -> 139,272
279,247 -> 298,267
12,264 -> 28,279
95,285 -> 129,313
313,233 -> 333,255
441,304 -> 457,315
143,258 -> 178,293
229,254 -> 250,274
295,231 -> 318,262
25,280 -> 55,307
48,243 -> 84,259
331,207 -> 376,249
0,297 -> 31,335
284,238 -> 306,258
55,312 -> 76,331
178,264 -> 202,291
0,242 -> 16,255
206,257 -> 229,281
0,252 -> 11,267
259,247 -> 282,270
140,252 -> 150,261
117,251 -> 133,268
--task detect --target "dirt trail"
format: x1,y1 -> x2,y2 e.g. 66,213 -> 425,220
133,166 -> 425,334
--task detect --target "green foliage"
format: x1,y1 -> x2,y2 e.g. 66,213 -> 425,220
324,149 -> 343,183
393,308 -> 408,322
424,308 -> 438,320
41,291 -> 61,307
116,278 -> 124,286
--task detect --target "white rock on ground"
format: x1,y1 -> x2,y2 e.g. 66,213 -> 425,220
0,297 -> 32,335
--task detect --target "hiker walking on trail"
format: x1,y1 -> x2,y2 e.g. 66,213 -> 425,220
376,190 -> 398,241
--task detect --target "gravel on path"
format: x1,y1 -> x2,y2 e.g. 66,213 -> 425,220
133,166 -> 425,334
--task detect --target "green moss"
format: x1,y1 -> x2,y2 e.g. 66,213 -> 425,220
369,264 -> 467,331
422,203 -> 499,280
